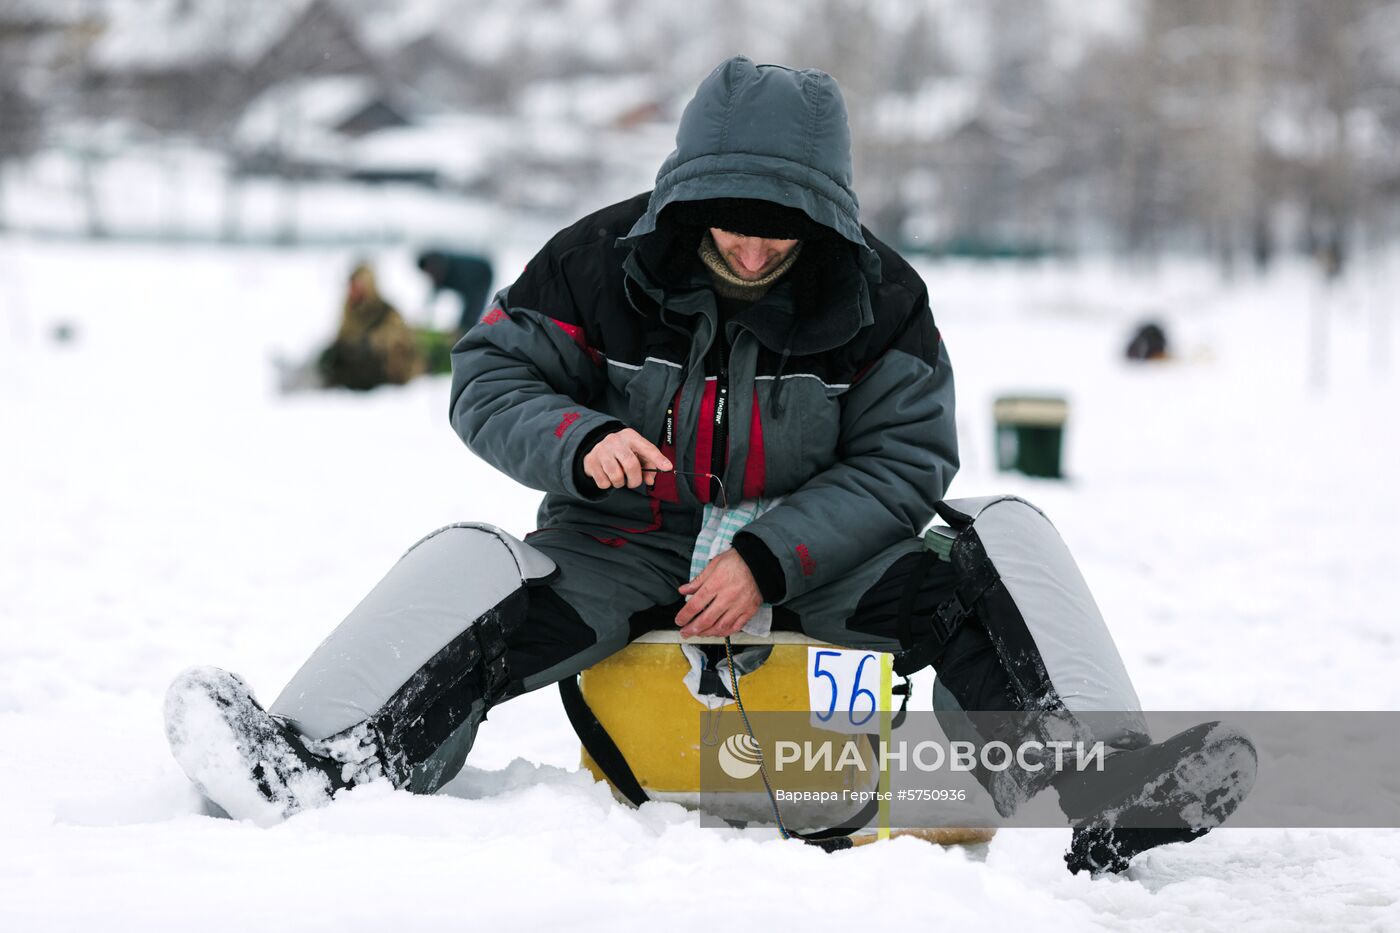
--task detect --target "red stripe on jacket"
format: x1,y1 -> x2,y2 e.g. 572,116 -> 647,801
742,387 -> 766,499
692,379 -> 717,503
549,317 -> 602,366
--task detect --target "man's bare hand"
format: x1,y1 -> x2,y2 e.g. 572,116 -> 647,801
583,428 -> 671,491
676,549 -> 763,638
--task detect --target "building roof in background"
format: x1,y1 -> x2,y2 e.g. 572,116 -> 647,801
343,116 -> 496,186
88,0 -> 310,70
235,75 -> 396,152
82,0 -> 641,73
363,0 -> 631,69
518,73 -> 669,130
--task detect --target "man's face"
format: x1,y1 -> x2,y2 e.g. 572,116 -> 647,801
710,228 -> 800,281
348,270 -> 370,301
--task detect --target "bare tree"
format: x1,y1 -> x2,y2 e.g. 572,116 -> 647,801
0,55 -> 42,232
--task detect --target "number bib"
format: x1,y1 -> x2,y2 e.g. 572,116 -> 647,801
807,647 -> 888,735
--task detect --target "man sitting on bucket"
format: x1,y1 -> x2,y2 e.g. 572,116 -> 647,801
164,57 -> 1256,876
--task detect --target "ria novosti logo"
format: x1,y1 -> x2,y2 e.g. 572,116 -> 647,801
713,735 -> 1106,779
717,733 -> 764,780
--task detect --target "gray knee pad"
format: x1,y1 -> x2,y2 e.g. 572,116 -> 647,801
270,523 -> 556,792
930,496 -> 1150,751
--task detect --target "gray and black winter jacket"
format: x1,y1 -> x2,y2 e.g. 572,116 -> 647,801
449,57 -> 958,604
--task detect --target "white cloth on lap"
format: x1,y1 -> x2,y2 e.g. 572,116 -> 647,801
687,497 -> 783,636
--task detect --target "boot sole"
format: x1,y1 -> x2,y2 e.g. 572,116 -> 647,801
164,666 -> 334,826
1065,722 -> 1258,875
1095,722 -> 1257,832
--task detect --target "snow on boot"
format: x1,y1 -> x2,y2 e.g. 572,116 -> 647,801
1056,720 -> 1257,876
164,666 -> 346,826
1065,825 -> 1209,876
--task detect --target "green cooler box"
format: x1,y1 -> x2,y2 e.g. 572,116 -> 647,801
993,396 -> 1068,479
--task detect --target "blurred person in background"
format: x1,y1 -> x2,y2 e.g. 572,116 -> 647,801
317,261 -> 424,390
417,248 -> 495,334
168,57 -> 1254,877
1125,320 -> 1170,362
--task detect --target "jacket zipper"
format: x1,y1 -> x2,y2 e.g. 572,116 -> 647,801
709,325 -> 730,504
660,320 -> 729,506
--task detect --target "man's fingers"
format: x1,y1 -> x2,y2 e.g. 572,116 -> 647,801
587,431 -> 671,492
678,565 -> 710,595
681,599 -> 727,637
601,454 -> 626,488
618,449 -> 644,488
705,604 -> 744,638
715,608 -> 748,637
680,607 -> 722,636
675,589 -> 711,627
695,608 -> 735,639
631,438 -> 672,474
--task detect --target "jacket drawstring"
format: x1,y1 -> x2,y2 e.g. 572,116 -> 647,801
768,336 -> 794,420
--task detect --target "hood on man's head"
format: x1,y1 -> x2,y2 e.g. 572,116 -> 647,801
622,56 -> 878,283
670,197 -> 821,242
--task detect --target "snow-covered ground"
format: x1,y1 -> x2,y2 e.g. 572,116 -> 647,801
1,236 -> 1398,931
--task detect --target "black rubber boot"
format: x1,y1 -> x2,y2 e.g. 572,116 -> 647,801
1055,721 -> 1258,876
164,666 -> 382,825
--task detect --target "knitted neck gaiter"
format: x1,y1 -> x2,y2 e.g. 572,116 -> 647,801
698,233 -> 803,302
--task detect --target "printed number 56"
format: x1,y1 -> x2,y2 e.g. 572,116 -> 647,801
812,650 -> 878,727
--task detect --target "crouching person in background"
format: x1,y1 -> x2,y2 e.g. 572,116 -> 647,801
318,262 -> 424,391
